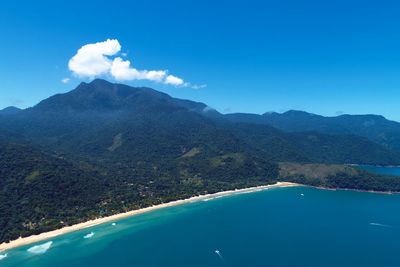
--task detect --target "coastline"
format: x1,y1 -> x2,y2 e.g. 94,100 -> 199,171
0,182 -> 298,252
312,185 -> 399,195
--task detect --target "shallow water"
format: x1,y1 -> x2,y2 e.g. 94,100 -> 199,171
3,184 -> 400,266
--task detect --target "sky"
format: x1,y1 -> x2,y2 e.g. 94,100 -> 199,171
1,0 -> 400,120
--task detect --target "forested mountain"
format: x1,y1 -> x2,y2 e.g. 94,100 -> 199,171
0,106 -> 21,115
0,136 -> 107,242
0,80 -> 280,242
1,79 -> 398,165
225,110 -> 400,151
221,122 -> 400,165
1,79 -> 400,243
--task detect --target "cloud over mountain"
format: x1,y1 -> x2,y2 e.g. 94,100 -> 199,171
68,39 -> 120,78
68,39 -> 203,88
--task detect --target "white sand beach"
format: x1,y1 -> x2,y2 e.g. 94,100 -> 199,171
0,182 -> 298,252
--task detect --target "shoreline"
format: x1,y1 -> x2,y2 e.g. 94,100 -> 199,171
312,185 -> 400,195
0,182 -> 298,252
347,163 -> 400,168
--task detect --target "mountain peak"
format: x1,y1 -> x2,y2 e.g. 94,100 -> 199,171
0,106 -> 22,115
31,80 -> 219,116
282,110 -> 318,116
90,78 -> 112,85
33,80 -> 172,112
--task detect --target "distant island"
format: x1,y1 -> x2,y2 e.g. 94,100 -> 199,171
1,79 -> 400,245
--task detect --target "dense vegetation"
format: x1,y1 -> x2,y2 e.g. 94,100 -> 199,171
0,136 -> 280,243
0,140 -> 107,242
0,79 -> 400,243
225,110 -> 400,152
279,162 -> 400,192
219,122 -> 400,165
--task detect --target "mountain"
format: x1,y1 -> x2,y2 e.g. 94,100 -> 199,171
0,106 -> 21,115
225,110 -> 400,152
223,122 -> 400,165
2,79 -> 398,165
1,79 -> 400,243
33,79 -> 217,115
1,80 -> 252,164
0,80 -> 281,242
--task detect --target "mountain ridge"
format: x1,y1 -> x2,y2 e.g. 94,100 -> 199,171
31,79 -> 216,116
2,79 -> 400,243
2,79 -> 398,165
0,106 -> 21,115
225,109 -> 400,151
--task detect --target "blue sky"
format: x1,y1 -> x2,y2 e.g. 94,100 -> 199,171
1,0 -> 400,120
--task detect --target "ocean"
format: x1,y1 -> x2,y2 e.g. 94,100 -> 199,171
2,168 -> 400,267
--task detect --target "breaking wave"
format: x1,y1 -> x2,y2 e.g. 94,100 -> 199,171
27,241 -> 53,254
83,232 -> 95,239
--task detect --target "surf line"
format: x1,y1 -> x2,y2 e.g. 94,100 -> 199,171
27,241 -> 53,254
83,232 -> 95,239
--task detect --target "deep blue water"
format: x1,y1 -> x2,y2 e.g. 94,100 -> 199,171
2,182 -> 400,266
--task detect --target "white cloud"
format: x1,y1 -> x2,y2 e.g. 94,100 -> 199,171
68,39 -> 121,78
165,75 -> 184,86
146,70 -> 167,82
61,77 -> 70,84
68,39 -> 203,88
110,57 -> 142,81
190,83 -> 207,89
110,57 -> 167,82
203,106 -> 215,112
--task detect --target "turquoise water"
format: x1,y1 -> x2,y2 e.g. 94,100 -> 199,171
357,165 -> 400,176
2,186 -> 400,267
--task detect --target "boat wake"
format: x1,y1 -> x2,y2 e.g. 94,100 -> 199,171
369,222 -> 392,228
215,249 -> 225,261
27,241 -> 53,254
83,232 -> 95,239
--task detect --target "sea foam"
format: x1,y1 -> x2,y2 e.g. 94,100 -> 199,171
0,253 -> 7,260
27,241 -> 53,254
83,232 -> 95,239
